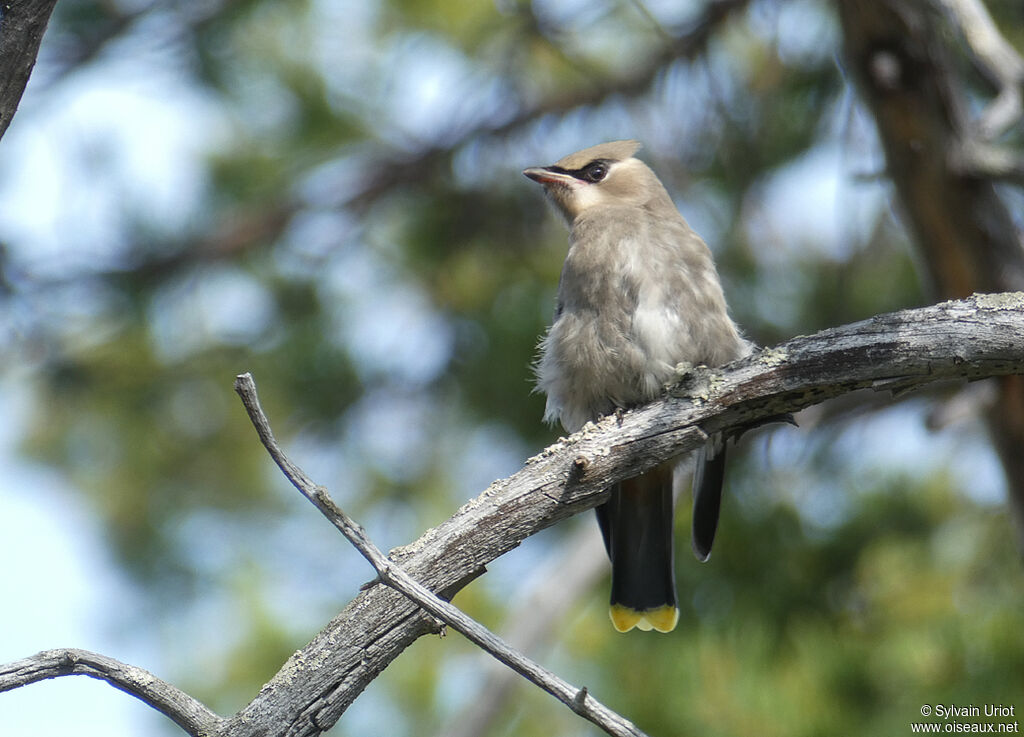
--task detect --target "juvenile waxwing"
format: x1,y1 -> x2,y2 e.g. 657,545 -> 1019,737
524,141 -> 750,633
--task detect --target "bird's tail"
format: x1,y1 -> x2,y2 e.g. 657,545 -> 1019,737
691,435 -> 727,562
595,462 -> 678,633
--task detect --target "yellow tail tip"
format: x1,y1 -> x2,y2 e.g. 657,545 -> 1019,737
609,604 -> 679,633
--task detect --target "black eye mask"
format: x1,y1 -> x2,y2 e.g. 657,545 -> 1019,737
542,159 -> 613,183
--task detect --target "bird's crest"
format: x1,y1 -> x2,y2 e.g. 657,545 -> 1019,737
553,140 -> 641,169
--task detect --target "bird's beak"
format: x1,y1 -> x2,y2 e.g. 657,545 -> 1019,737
523,166 -> 573,186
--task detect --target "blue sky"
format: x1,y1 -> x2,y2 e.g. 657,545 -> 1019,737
0,56 -> 214,737
0,382 -> 157,734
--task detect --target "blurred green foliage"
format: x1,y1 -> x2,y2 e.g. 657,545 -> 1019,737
2,0 -> 1022,735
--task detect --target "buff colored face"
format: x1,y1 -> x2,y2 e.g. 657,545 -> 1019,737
522,140 -> 657,222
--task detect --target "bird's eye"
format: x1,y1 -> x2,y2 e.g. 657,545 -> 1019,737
581,162 -> 608,182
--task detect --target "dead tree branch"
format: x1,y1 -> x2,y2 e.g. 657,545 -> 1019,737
0,0 -> 58,141
232,374 -> 649,737
0,648 -> 222,736
3,294 -> 1024,735
224,293 -> 1024,736
439,524 -> 608,737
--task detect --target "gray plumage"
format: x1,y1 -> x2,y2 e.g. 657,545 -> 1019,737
524,140 -> 749,633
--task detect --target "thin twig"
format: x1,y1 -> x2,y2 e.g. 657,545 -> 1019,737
0,648 -> 222,737
233,373 -> 651,737
439,521 -> 615,737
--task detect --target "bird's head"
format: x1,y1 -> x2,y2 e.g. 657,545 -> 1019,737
523,140 -> 666,223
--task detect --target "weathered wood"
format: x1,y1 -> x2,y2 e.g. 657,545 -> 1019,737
233,373 -> 649,737
225,293 -> 1024,736
5,295 -> 1024,736
0,648 -> 222,736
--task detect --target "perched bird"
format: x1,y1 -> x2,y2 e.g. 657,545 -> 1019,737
523,140 -> 750,633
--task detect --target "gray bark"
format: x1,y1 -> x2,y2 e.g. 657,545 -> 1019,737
3,294 -> 1024,735
0,0 -> 57,140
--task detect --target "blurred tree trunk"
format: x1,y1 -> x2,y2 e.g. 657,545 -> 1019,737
837,0 -> 1024,543
0,0 -> 57,139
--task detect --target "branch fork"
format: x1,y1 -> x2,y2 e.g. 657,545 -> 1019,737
3,295 -> 1024,737
232,372 -> 650,737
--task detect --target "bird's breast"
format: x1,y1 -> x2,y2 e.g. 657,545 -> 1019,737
537,211 -> 746,430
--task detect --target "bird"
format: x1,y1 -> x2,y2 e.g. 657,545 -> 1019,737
523,140 -> 750,633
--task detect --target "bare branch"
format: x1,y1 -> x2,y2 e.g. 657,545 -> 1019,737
936,0 -> 1024,180
233,374 -> 650,737
838,0 -> 1024,294
0,0 -> 58,141
5,296 -> 1023,736
0,648 -> 222,737
938,0 -> 1024,139
440,524 -> 610,737
226,293 -> 1024,736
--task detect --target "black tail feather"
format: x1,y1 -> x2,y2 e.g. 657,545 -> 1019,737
691,438 -> 726,562
596,462 -> 677,613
